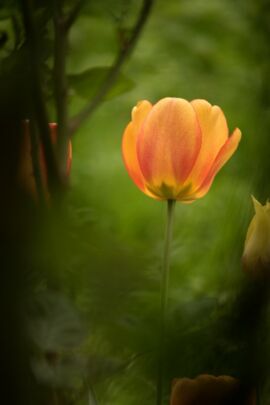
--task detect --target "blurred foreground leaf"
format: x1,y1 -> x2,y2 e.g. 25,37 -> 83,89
28,292 -> 87,388
28,292 -> 86,352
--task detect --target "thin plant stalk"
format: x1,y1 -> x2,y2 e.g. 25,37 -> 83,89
69,0 -> 155,135
21,0 -> 60,194
29,120 -> 46,206
157,199 -> 176,405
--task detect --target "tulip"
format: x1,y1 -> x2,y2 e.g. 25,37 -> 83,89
122,98 -> 242,405
19,120 -> 72,199
170,375 -> 256,405
242,196 -> 270,276
122,98 -> 241,201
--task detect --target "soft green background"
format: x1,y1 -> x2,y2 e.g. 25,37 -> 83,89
25,0 -> 270,404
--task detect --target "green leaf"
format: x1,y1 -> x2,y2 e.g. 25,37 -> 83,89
68,66 -> 135,101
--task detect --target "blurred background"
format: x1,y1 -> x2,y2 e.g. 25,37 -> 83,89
0,0 -> 270,404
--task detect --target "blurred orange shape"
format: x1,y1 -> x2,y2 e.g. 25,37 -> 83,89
122,98 -> 241,201
170,375 -> 256,405
19,120 -> 72,200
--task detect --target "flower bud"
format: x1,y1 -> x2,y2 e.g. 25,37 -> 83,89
242,196 -> 270,277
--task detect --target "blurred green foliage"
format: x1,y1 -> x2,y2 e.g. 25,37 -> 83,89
69,67 -> 135,101
1,0 -> 270,404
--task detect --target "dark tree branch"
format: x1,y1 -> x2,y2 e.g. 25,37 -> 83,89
68,0 -> 155,136
64,0 -> 85,31
21,0 -> 60,194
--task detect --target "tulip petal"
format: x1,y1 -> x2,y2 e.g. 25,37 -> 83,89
194,127 -> 242,198
186,99 -> 229,188
137,98 -> 202,197
122,100 -> 159,198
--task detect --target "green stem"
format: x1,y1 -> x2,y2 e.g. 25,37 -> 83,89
53,0 -> 69,178
157,199 -> 176,405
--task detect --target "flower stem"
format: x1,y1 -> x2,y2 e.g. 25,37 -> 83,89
157,199 -> 176,405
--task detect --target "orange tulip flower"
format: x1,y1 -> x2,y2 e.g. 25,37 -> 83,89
170,375 -> 256,405
122,98 -> 241,201
19,120 -> 72,199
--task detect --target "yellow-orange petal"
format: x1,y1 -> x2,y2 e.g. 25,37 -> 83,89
194,127 -> 242,198
137,98 -> 202,197
131,100 -> 152,133
186,99 -> 229,189
122,100 -> 158,198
